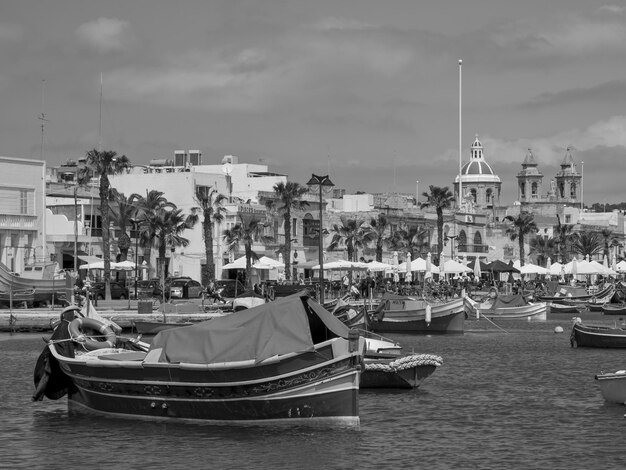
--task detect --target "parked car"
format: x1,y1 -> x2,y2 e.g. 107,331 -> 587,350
169,278 -> 204,299
131,279 -> 165,300
91,281 -> 129,300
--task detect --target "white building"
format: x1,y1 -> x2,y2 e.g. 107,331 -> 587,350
0,156 -> 47,273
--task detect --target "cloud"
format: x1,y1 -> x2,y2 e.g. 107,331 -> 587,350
75,17 -> 131,54
598,5 -> 626,15
525,80 -> 626,108
489,12 -> 626,58
0,23 -> 22,42
462,116 -> 626,167
312,17 -> 377,32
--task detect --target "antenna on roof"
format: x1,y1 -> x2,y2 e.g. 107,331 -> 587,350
38,79 -> 49,160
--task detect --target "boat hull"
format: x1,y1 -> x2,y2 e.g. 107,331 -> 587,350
50,340 -> 361,425
596,371 -> 626,404
360,353 -> 442,389
602,305 -> 626,316
368,298 -> 464,334
464,297 -> 547,320
571,322 -> 626,348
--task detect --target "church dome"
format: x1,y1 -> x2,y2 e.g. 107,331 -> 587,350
455,134 -> 501,184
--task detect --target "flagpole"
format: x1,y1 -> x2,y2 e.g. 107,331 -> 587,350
580,161 -> 584,210
458,59 -> 463,209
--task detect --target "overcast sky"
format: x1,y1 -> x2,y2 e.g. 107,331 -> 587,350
2,0 -> 626,205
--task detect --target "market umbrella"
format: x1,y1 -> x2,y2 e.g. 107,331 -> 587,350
405,252 -> 412,283
473,259 -> 482,278
365,260 -> 395,272
114,260 -> 136,271
440,259 -> 472,274
486,260 -> 520,273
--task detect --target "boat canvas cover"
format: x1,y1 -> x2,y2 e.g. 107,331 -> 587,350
150,292 -> 350,364
491,294 -> 529,309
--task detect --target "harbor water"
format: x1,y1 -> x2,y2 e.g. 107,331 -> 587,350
3,316 -> 626,469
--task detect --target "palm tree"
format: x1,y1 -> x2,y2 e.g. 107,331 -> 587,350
529,235 -> 556,267
265,182 -> 309,281
328,216 -> 375,262
153,207 -> 198,276
85,149 -> 130,300
504,211 -> 538,266
194,186 -> 227,285
222,214 -> 273,288
420,185 -> 455,264
109,190 -> 136,261
572,232 -> 603,259
554,214 -> 575,263
395,224 -> 431,259
599,228 -> 614,259
368,214 -> 393,262
130,190 -> 173,278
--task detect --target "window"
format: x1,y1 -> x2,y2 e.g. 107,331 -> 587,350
520,182 -> 526,198
474,231 -> 483,246
531,183 -> 538,197
565,215 -> 571,224
20,190 -> 28,214
292,218 -> 298,237
470,189 -> 477,203
570,183 -> 576,198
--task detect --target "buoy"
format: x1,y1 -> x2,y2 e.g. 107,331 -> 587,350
554,326 -> 564,334
425,304 -> 432,324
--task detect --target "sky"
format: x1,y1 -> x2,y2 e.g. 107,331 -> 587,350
2,0 -> 626,205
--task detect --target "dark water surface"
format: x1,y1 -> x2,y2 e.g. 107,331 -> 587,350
4,317 -> 626,469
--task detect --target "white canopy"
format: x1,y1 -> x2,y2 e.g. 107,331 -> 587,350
513,260 -> 550,275
439,259 -> 472,274
115,260 -> 137,271
223,255 -> 284,270
564,259 -> 604,275
364,260 -> 396,272
311,260 -> 369,271
398,257 -> 440,273
616,260 -> 626,273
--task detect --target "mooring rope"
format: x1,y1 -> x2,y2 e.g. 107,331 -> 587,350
364,353 -> 443,372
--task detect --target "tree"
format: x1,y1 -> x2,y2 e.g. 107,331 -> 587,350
153,207 -> 198,276
266,181 -> 309,281
420,185 -> 455,264
572,232 -> 603,259
85,149 -> 130,300
504,211 -> 538,266
394,224 -> 431,259
130,190 -> 173,279
328,216 -> 375,262
554,214 -> 575,263
368,214 -> 393,262
194,186 -> 227,285
599,228 -> 614,259
529,236 -> 556,267
109,190 -> 136,261
222,214 -> 273,289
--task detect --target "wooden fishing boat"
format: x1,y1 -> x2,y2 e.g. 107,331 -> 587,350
464,294 -> 547,320
537,284 -> 615,303
548,302 -> 586,314
602,303 -> 626,316
595,370 -> 626,404
570,318 -> 626,348
33,294 -> 364,425
354,330 -> 442,389
367,293 -> 465,334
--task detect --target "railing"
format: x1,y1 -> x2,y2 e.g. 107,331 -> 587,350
457,244 -> 489,253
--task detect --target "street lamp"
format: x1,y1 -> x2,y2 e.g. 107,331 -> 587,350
130,218 -> 140,300
307,174 -> 334,305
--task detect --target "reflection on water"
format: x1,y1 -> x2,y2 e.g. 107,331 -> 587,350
4,321 -> 626,469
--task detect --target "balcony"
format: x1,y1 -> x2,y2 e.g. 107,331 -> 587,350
458,244 -> 489,254
0,214 -> 37,230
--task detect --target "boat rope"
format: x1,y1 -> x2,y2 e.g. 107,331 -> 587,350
365,354 -> 443,372
479,313 -> 510,334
